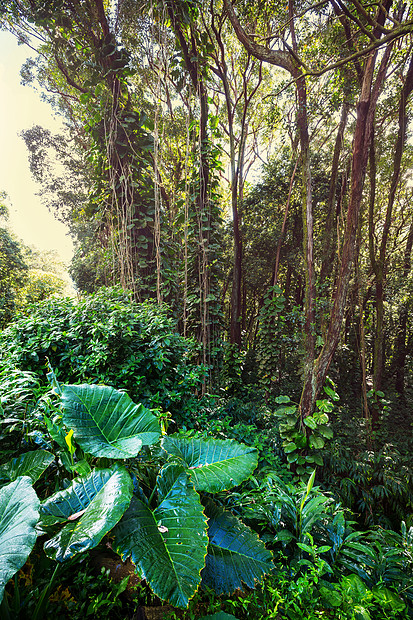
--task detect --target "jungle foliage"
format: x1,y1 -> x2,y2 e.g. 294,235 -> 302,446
1,0 -> 413,617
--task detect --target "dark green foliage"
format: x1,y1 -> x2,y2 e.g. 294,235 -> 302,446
0,228 -> 28,328
0,380 -> 272,612
0,287 -> 205,415
0,363 -> 47,463
219,470 -> 413,616
323,443 -> 413,529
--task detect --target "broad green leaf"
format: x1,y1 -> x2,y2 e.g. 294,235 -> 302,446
303,416 -> 317,430
275,395 -> 291,404
274,529 -> 295,543
309,435 -> 325,449
354,606 -> 371,620
162,436 -> 258,492
41,464 -> 133,562
340,574 -> 370,601
283,442 -> 297,454
319,586 -> 342,607
323,385 -> 339,401
201,500 -> 273,595
61,384 -> 161,458
0,450 -> 54,484
372,586 -> 405,612
0,477 -> 40,602
113,470 -> 208,609
318,425 -> 333,439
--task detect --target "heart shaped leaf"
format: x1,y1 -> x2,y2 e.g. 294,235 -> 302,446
0,477 -> 40,602
61,384 -> 161,458
201,500 -> 273,595
41,464 -> 133,561
114,468 -> 208,608
162,436 -> 258,492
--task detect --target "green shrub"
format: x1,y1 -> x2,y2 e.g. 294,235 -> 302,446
0,287 -> 205,416
323,443 -> 413,529
0,381 -> 274,614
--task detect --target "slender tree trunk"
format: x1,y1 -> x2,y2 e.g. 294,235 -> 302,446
371,55 -> 413,393
300,47 -> 391,418
394,218 -> 413,393
320,101 -> 350,283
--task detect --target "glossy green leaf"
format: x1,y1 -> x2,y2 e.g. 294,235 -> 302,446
318,425 -> 333,439
162,436 -> 258,492
372,586 -> 405,611
303,416 -> 317,430
113,469 -> 208,608
275,395 -> 291,404
201,500 -> 273,595
41,464 -> 133,561
0,477 -> 40,602
309,435 -> 325,449
0,450 -> 54,484
61,384 -> 161,458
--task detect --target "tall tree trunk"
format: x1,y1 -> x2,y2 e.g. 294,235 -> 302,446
371,55 -> 413,393
300,46 -> 392,418
320,101 -> 350,283
394,218 -> 413,393
167,7 -> 211,368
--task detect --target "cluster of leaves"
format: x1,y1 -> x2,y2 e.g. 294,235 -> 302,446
0,379 -> 276,614
0,226 -> 28,328
217,471 -> 413,619
0,287 -> 205,415
323,443 -> 413,529
256,285 -> 288,394
272,389 -> 336,481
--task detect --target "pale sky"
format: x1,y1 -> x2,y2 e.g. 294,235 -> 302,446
0,30 -> 74,264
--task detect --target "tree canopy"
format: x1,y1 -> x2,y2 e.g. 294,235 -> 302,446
1,0 -> 413,416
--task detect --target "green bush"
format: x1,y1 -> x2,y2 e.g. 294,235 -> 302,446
0,382 -> 273,614
0,287 -> 205,416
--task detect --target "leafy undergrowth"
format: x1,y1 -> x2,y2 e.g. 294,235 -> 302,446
0,299 -> 412,619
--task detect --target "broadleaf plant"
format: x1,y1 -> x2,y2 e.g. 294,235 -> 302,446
113,466 -> 208,608
0,381 -> 273,609
41,464 -> 133,561
0,477 -> 40,602
201,499 -> 273,595
61,383 -> 161,458
161,435 -> 258,492
0,449 -> 54,485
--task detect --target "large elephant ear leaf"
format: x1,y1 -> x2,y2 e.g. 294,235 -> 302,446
0,477 -> 40,602
162,436 -> 258,492
61,384 -> 161,458
113,470 -> 208,609
41,464 -> 133,562
0,450 -> 54,485
201,499 -> 273,595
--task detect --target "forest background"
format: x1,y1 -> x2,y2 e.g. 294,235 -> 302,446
0,0 -> 413,618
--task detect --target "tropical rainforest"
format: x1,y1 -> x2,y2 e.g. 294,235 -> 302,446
0,0 -> 413,618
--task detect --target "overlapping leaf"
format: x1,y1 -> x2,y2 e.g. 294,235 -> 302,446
61,384 -> 161,458
114,468 -> 208,608
41,464 -> 133,561
201,500 -> 273,595
162,436 -> 258,492
0,477 -> 40,602
0,450 -> 54,485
